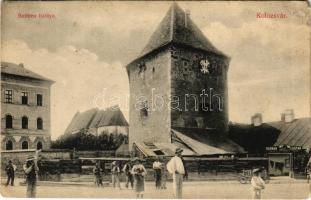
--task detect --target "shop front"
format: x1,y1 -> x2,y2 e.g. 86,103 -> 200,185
266,145 -> 306,176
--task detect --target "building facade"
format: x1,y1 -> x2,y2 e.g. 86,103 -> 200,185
1,62 -> 54,150
126,3 -> 243,155
229,109 -> 311,176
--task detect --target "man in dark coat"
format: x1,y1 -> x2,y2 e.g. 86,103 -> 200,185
23,155 -> 39,198
152,157 -> 162,189
93,162 -> 103,187
5,160 -> 15,186
123,161 -> 134,189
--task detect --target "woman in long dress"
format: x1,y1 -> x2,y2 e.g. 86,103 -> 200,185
131,158 -> 147,198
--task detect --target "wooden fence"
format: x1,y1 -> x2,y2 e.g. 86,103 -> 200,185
1,149 -> 269,182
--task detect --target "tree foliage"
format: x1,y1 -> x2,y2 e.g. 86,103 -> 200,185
51,131 -> 127,151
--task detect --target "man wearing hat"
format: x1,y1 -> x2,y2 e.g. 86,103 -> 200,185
23,155 -> 39,198
251,168 -> 265,199
5,160 -> 15,186
167,148 -> 185,199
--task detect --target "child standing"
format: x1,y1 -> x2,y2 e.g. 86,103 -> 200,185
251,168 -> 265,199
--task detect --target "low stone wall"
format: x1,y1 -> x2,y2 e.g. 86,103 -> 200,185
1,149 -> 37,177
75,151 -> 116,158
41,149 -> 72,160
1,149 -> 72,178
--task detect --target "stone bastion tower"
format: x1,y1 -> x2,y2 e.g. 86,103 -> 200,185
126,3 -> 243,155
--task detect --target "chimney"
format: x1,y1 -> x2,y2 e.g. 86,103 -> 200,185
251,113 -> 262,126
281,109 -> 295,123
185,10 -> 190,28
18,63 -> 24,68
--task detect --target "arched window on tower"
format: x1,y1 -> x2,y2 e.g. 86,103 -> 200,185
22,116 -> 28,129
6,140 -> 13,150
5,114 -> 13,128
22,141 -> 28,149
37,118 -> 43,130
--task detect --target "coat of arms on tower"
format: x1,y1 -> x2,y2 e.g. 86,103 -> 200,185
200,59 -> 210,74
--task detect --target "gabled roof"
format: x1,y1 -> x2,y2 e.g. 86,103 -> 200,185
1,62 -> 54,83
89,106 -> 129,128
64,106 -> 129,135
131,3 -> 226,65
88,109 -> 106,128
268,118 -> 311,150
228,117 -> 311,152
64,108 -> 98,134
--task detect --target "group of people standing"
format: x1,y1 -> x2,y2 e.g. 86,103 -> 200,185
93,157 -> 147,198
92,147 -> 187,199
6,147 -> 294,199
95,147 -> 271,200
5,153 -> 39,198
133,147 -> 187,199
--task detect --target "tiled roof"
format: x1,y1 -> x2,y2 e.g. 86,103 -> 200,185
128,3 -> 226,66
89,106 -> 129,128
1,62 -> 54,82
268,118 -> 311,149
64,106 -> 129,135
64,108 -> 98,134
88,109 -> 106,128
228,117 -> 311,152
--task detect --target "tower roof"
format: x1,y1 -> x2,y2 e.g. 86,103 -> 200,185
130,3 -> 226,65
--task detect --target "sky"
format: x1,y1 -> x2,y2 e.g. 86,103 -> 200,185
2,1 -> 310,139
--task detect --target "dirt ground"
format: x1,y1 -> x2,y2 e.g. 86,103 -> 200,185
1,179 -> 310,199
